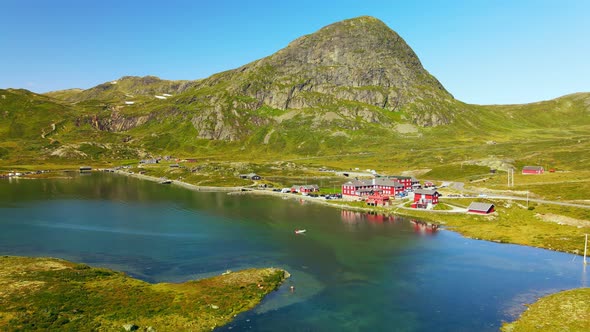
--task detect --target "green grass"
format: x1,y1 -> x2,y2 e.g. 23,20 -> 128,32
0,256 -> 287,331
502,288 -> 590,332
388,198 -> 590,255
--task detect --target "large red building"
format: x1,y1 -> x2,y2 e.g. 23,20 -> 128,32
381,175 -> 420,190
342,178 -> 405,198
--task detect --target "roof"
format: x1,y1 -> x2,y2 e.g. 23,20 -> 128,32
414,189 -> 439,195
382,175 -> 418,182
522,166 -> 544,171
343,180 -> 372,187
373,178 -> 404,188
292,184 -> 319,189
302,184 -> 319,189
467,202 -> 495,212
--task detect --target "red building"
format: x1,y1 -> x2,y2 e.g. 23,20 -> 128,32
342,179 -> 404,197
373,178 -> 405,196
292,184 -> 320,193
522,166 -> 544,175
366,193 -> 391,206
467,202 -> 495,214
412,189 -> 440,209
383,176 -> 419,190
342,180 -> 372,197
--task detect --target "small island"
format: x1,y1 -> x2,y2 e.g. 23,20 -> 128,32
0,256 -> 288,331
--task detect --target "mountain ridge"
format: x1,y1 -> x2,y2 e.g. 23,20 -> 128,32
45,16 -> 460,127
1,16 -> 588,166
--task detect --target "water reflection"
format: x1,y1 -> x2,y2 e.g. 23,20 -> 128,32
411,219 -> 439,235
340,210 -> 404,225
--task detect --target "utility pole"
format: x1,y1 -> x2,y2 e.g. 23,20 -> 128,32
527,190 -> 529,208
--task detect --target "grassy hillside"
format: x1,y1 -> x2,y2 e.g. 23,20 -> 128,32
3,86 -> 589,176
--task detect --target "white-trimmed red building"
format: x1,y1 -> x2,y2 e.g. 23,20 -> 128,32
522,166 -> 544,175
383,176 -> 420,190
342,178 -> 404,198
467,202 -> 495,214
411,189 -> 440,209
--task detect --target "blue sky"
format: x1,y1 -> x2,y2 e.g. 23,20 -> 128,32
1,0 -> 588,104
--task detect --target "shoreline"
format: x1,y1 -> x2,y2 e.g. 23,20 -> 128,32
108,169 -> 589,258
0,255 -> 289,331
7,169 -> 588,256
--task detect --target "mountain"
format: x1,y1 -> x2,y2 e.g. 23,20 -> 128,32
45,76 -> 191,103
197,16 -> 459,126
1,16 -> 588,168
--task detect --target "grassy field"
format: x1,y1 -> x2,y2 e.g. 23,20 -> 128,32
0,256 -> 287,331
388,198 -> 590,255
501,288 -> 590,332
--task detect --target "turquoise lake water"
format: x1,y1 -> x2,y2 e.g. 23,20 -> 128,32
0,173 -> 587,331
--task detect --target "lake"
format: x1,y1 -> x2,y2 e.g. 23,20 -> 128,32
0,173 -> 587,331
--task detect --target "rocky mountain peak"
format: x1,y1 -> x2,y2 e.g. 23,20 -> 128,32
210,16 -> 454,121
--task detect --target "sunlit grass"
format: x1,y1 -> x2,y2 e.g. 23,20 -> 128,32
0,256 -> 287,331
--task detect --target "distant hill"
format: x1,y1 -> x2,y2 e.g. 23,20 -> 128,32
1,16 -> 588,168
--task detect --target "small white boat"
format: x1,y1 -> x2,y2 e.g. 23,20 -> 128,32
295,229 -> 306,234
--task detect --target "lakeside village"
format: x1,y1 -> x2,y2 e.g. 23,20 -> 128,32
3,162 -> 552,217
287,175 -> 495,214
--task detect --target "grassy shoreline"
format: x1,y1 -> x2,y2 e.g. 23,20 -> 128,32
501,288 -> 590,332
0,255 -> 288,331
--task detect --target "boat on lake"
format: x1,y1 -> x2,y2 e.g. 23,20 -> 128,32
295,229 -> 306,234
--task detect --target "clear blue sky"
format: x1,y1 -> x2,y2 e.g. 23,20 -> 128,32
1,0 -> 588,104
